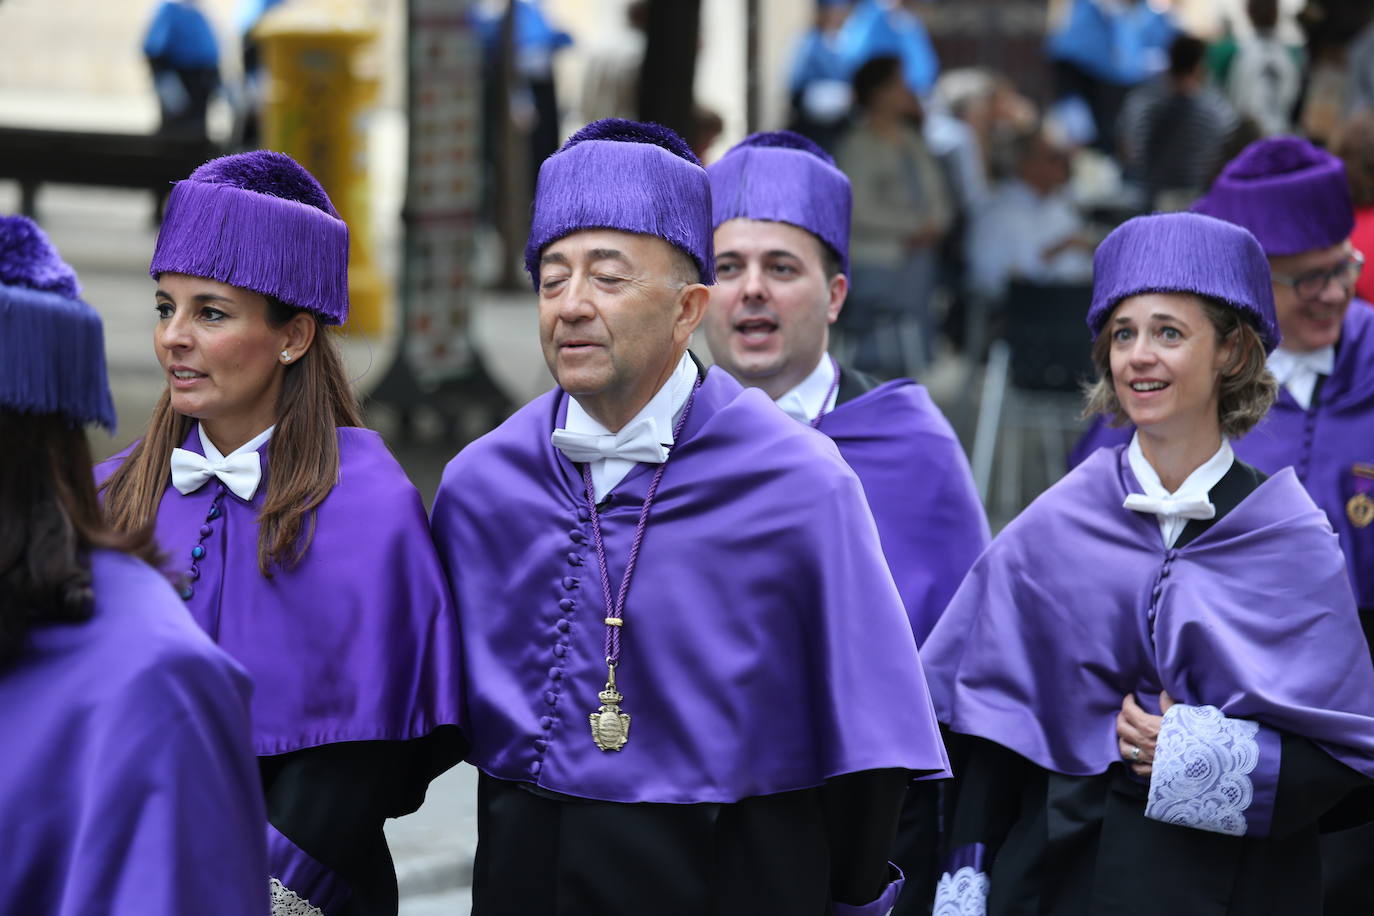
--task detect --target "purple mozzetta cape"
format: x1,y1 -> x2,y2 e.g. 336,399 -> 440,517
922,445 -> 1374,780
96,427 -> 462,756
1070,303 -> 1374,608
431,367 -> 950,804
1,549 -> 267,915
816,379 -> 990,645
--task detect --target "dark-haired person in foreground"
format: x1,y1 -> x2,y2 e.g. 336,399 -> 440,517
431,119 -> 950,915
702,130 -> 989,910
923,212 -> 1374,914
97,151 -> 464,916
0,215 -> 267,914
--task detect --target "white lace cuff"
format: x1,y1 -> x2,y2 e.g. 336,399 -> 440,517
933,844 -> 989,916
1145,704 -> 1279,837
270,877 -> 326,916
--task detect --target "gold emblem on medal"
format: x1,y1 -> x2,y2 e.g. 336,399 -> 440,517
1348,492 -> 1374,529
590,682 -> 631,751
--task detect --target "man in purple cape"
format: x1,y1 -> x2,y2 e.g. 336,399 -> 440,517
1067,139 -> 1374,910
96,151 -> 463,915
0,215 -> 267,914
702,129 -> 989,911
431,119 -> 949,915
922,212 -> 1374,914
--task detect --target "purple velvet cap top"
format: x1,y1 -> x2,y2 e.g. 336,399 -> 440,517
708,130 -> 852,275
525,119 -> 715,288
1087,212 -> 1281,353
150,150 -> 350,324
0,215 -> 116,432
1193,136 -> 1355,257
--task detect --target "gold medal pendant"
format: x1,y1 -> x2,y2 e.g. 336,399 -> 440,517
590,663 -> 631,751
1348,492 -> 1374,529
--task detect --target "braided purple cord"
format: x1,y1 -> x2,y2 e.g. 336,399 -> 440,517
579,376 -> 702,666
810,358 -> 842,428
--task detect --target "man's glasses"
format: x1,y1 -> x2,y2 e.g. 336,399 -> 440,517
1272,251 -> 1365,300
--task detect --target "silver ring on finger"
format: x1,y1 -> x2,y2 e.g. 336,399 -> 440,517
1129,744 -> 1141,762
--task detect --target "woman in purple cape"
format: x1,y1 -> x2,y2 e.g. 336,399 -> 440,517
97,152 -> 464,916
921,211 -> 1374,914
0,216 -> 267,913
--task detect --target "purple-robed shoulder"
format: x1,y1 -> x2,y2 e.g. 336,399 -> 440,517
0,549 -> 267,915
921,445 -> 1374,781
96,427 -> 463,756
1070,303 -> 1374,608
817,378 -> 990,645
431,367 -> 949,804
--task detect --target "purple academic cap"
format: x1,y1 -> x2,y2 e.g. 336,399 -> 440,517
150,150 -> 350,324
1088,211 -> 1281,353
0,215 -> 116,431
708,130 -> 852,275
1193,136 -> 1354,257
525,119 -> 715,288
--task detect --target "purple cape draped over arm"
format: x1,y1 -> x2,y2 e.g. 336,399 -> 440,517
0,550 -> 267,915
431,367 -> 950,804
96,427 -> 464,757
817,378 -> 990,646
1070,304 -> 1374,609
921,445 -> 1374,779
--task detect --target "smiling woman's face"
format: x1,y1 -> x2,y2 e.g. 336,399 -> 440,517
1108,292 -> 1234,442
153,272 -> 286,439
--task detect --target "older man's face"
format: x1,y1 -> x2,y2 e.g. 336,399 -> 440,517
1269,241 -> 1356,353
538,229 -> 702,428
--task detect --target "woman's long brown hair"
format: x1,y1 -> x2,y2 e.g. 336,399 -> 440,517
101,299 -> 363,576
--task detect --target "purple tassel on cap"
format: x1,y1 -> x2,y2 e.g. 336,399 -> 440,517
525,118 -> 715,288
0,216 -> 116,431
1087,212 -> 1281,353
149,150 -> 350,324
1194,136 -> 1354,257
708,130 -> 852,275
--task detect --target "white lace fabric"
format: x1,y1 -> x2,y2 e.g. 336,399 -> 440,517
269,877 -> 326,916
932,865 -> 989,915
1145,704 -> 1261,836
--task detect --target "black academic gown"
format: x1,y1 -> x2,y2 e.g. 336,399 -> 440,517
939,461 -> 1373,916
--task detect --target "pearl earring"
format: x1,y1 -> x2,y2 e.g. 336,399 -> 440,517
281,350 -> 291,362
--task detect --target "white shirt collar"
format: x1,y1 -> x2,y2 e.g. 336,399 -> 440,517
1127,432 -> 1233,548
774,353 -> 840,424
561,352 -> 697,500
1267,345 -> 1334,411
199,422 -> 275,463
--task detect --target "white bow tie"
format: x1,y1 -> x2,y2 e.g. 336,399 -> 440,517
551,417 -> 670,465
1122,492 -> 1216,521
170,447 -> 262,501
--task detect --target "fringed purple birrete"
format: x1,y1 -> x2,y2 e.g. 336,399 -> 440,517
150,151 -> 350,324
0,215 -> 116,431
524,119 -> 715,288
1088,212 -> 1281,353
708,130 -> 852,275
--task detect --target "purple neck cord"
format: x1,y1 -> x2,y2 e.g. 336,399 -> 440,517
810,358 -> 842,429
580,378 -> 701,669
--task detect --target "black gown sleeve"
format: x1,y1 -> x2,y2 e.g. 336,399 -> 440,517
823,768 -> 913,905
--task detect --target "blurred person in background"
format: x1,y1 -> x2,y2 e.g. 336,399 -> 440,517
703,131 -> 990,907
233,0 -> 286,148
840,0 -> 941,97
1118,33 -> 1237,210
143,0 -> 222,140
966,128 -> 1094,307
1334,109 -> 1374,304
580,0 -> 647,124
0,215 -> 267,915
1047,0 -> 1177,153
98,152 -> 464,916
925,211 -> 1374,915
787,0 -> 856,152
1210,0 -> 1303,136
836,54 -> 952,377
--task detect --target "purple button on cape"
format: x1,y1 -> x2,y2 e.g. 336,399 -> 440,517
0,550 -> 267,914
922,445 -> 1374,780
816,378 -> 990,646
1070,302 -> 1374,608
96,427 -> 464,757
432,366 -> 950,804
